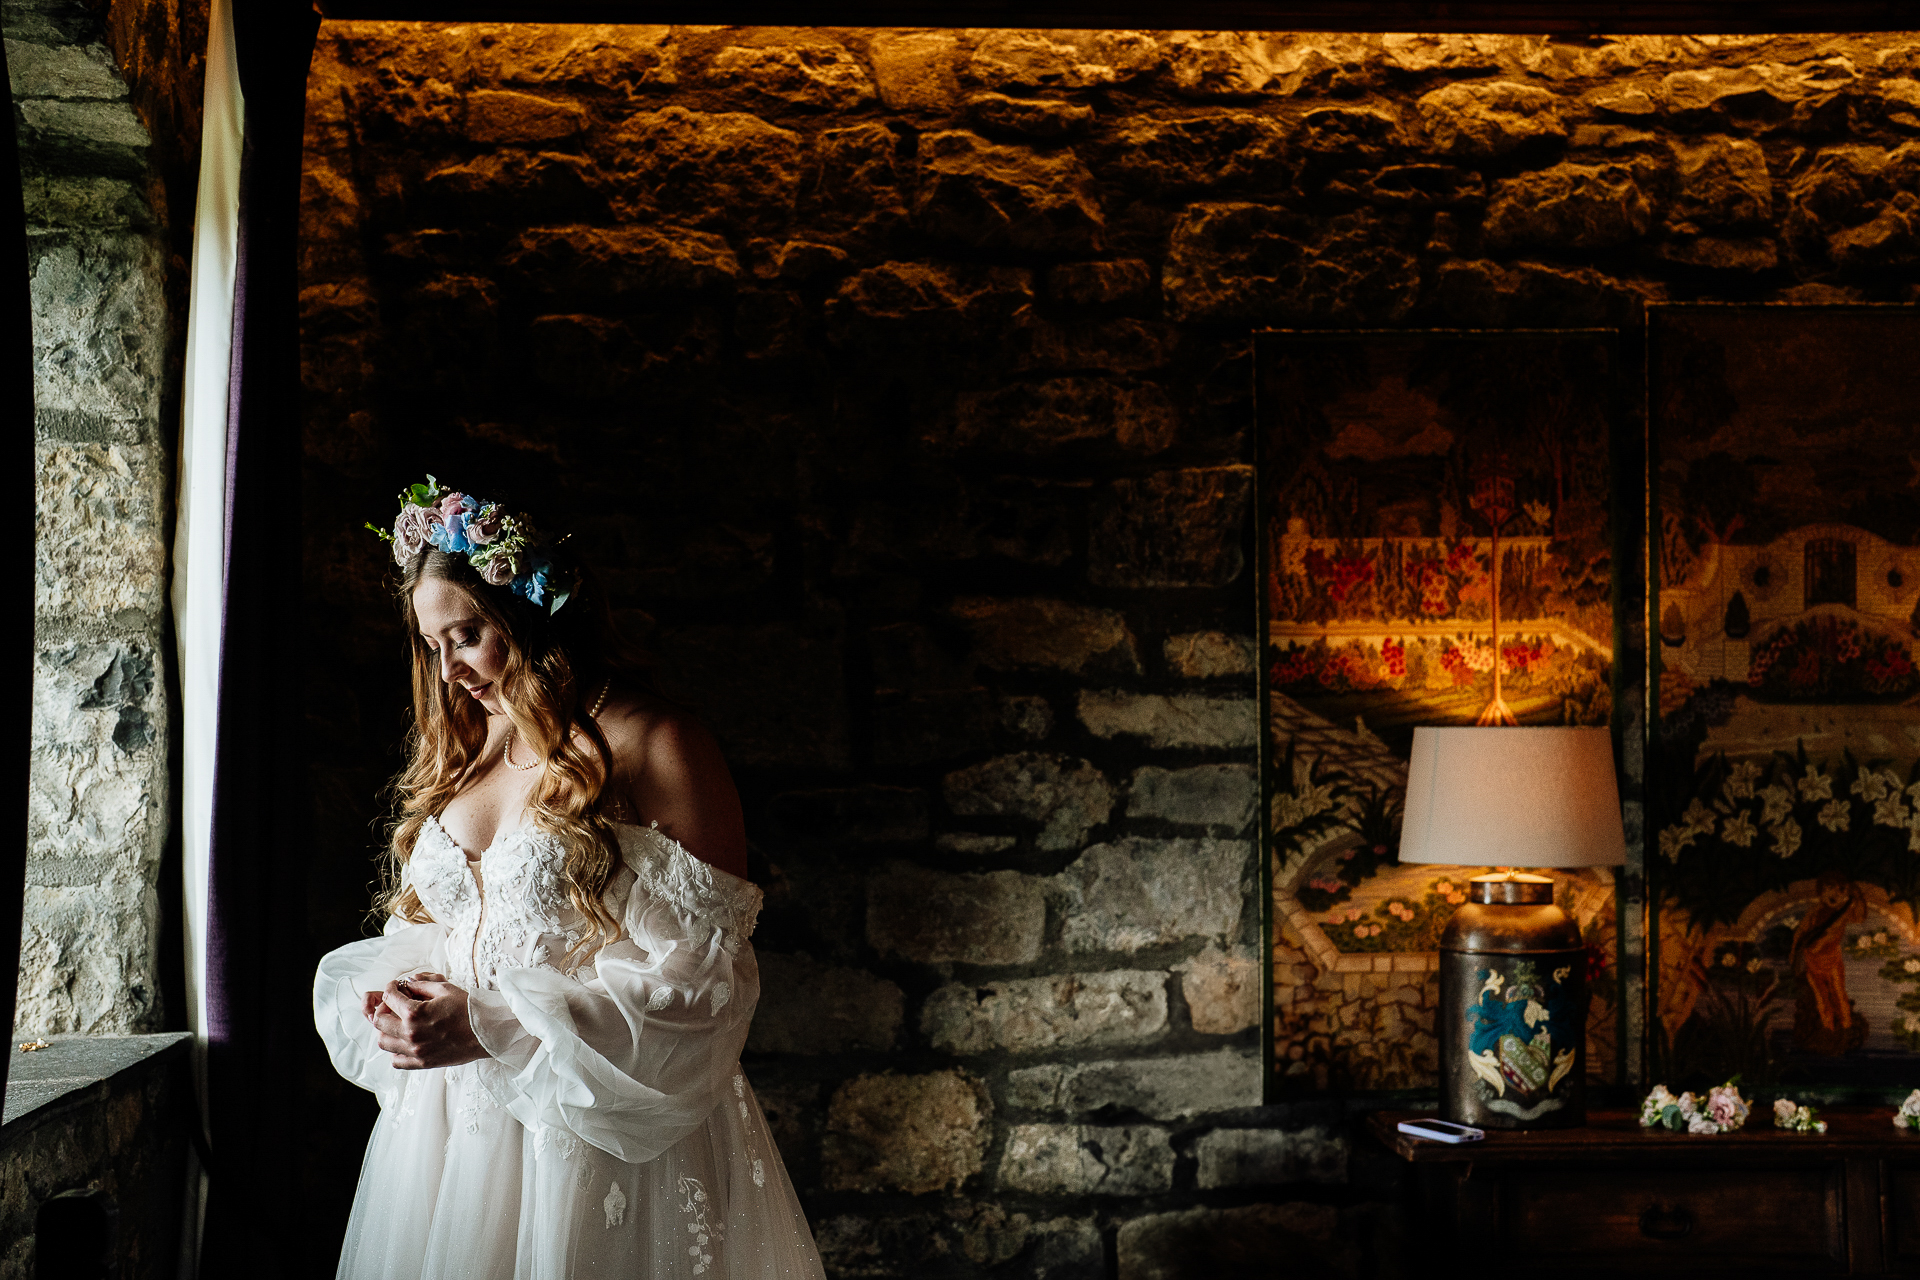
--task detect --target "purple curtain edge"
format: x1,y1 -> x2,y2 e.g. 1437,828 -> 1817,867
200,2 -> 319,1270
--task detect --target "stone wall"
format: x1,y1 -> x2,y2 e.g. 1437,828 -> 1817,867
297,25 -> 1920,1280
12,0 -> 202,1035
0,1034 -> 193,1280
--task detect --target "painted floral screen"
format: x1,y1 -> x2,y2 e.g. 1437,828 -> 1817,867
1650,305 -> 1920,1093
1255,330 -> 1624,1097
1254,311 -> 1920,1102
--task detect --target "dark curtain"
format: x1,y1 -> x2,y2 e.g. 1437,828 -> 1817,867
201,3 -> 320,1273
1,32 -> 32,1065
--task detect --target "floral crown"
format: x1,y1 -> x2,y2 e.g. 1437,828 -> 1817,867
367,476 -> 573,613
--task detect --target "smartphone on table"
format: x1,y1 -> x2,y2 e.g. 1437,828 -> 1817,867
1396,1118 -> 1485,1144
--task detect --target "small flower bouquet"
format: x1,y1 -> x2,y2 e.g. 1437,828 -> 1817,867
1639,1081 -> 1751,1134
1773,1098 -> 1827,1134
1896,1089 -> 1920,1132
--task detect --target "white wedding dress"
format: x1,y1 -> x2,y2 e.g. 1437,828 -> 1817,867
313,817 -> 825,1279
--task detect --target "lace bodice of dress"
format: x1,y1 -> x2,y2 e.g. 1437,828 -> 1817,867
408,816 -> 763,991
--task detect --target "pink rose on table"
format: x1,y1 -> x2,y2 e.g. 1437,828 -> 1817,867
478,553 -> 515,586
392,505 -> 432,565
1706,1085 -> 1746,1127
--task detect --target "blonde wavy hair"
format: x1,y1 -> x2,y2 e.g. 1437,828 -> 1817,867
378,546 -> 648,966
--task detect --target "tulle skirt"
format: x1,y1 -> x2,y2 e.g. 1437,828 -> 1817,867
334,1058 -> 821,1279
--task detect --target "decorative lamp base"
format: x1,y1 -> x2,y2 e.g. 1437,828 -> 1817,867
1439,874 -> 1588,1130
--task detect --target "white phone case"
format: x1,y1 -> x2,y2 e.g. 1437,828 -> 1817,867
1396,1119 -> 1485,1144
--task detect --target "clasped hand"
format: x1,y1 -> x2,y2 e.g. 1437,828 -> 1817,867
364,972 -> 488,1070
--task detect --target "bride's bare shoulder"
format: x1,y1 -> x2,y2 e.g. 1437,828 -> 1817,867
593,688 -> 715,770
591,686 -> 747,879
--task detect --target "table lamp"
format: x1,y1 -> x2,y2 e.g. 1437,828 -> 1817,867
1399,725 -> 1626,1130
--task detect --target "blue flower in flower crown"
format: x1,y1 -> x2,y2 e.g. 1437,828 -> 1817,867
513,557 -> 554,607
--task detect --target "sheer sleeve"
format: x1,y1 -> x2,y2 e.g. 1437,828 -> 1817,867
466,822 -> 764,1164
312,912 -> 451,1105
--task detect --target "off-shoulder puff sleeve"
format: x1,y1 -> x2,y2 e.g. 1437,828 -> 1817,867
312,907 -> 451,1106
463,823 -> 764,1165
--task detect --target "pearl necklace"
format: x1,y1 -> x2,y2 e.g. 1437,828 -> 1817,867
501,678 -> 612,771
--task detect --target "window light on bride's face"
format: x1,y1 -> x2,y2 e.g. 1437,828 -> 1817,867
413,576 -> 511,714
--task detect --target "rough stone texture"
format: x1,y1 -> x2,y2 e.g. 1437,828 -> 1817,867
866,863 -> 1045,966
952,378 -> 1178,457
823,1071 -> 990,1194
999,1125 -> 1173,1195
1195,1128 -> 1348,1188
922,972 -> 1169,1054
964,30 -> 1158,92
1077,691 -> 1258,750
706,42 -> 876,111
1666,136 -> 1773,230
1165,32 -> 1277,98
16,0 -> 179,1039
21,640 -> 168,1034
28,233 -> 167,436
1164,203 -> 1419,324
944,1209 -> 1103,1276
609,106 -> 802,225
943,753 -> 1114,852
1417,80 -> 1566,158
1006,1049 -> 1261,1119
501,223 -> 742,293
1163,632 -> 1255,679
828,260 -> 1034,341
1430,257 -> 1661,326
1117,1204 -> 1346,1280
969,92 -> 1093,141
868,30 -> 961,113
33,444 -> 167,618
1125,765 -> 1258,829
1048,258 -> 1153,305
916,130 -> 1103,252
1483,163 -> 1655,251
1176,946 -> 1262,1035
949,596 -> 1141,676
1103,114 -> 1289,195
749,954 -> 904,1054
1089,467 -> 1252,588
1054,838 -> 1248,953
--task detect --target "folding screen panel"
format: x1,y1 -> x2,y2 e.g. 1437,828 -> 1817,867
1650,305 -> 1920,1092
1256,330 -> 1625,1097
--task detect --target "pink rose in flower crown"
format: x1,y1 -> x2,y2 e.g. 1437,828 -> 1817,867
437,493 -> 469,524
477,552 -> 515,586
391,504 -> 434,565
466,504 -> 502,546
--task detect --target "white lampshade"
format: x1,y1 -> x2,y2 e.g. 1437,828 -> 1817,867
1399,726 -> 1626,869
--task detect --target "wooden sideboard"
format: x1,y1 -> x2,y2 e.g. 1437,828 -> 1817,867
1369,1109 -> 1920,1275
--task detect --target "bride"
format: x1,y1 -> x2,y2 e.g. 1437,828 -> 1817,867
313,478 -> 825,1279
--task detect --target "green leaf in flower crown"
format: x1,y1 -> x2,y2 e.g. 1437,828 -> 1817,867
547,587 -> 571,615
365,521 -> 394,542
